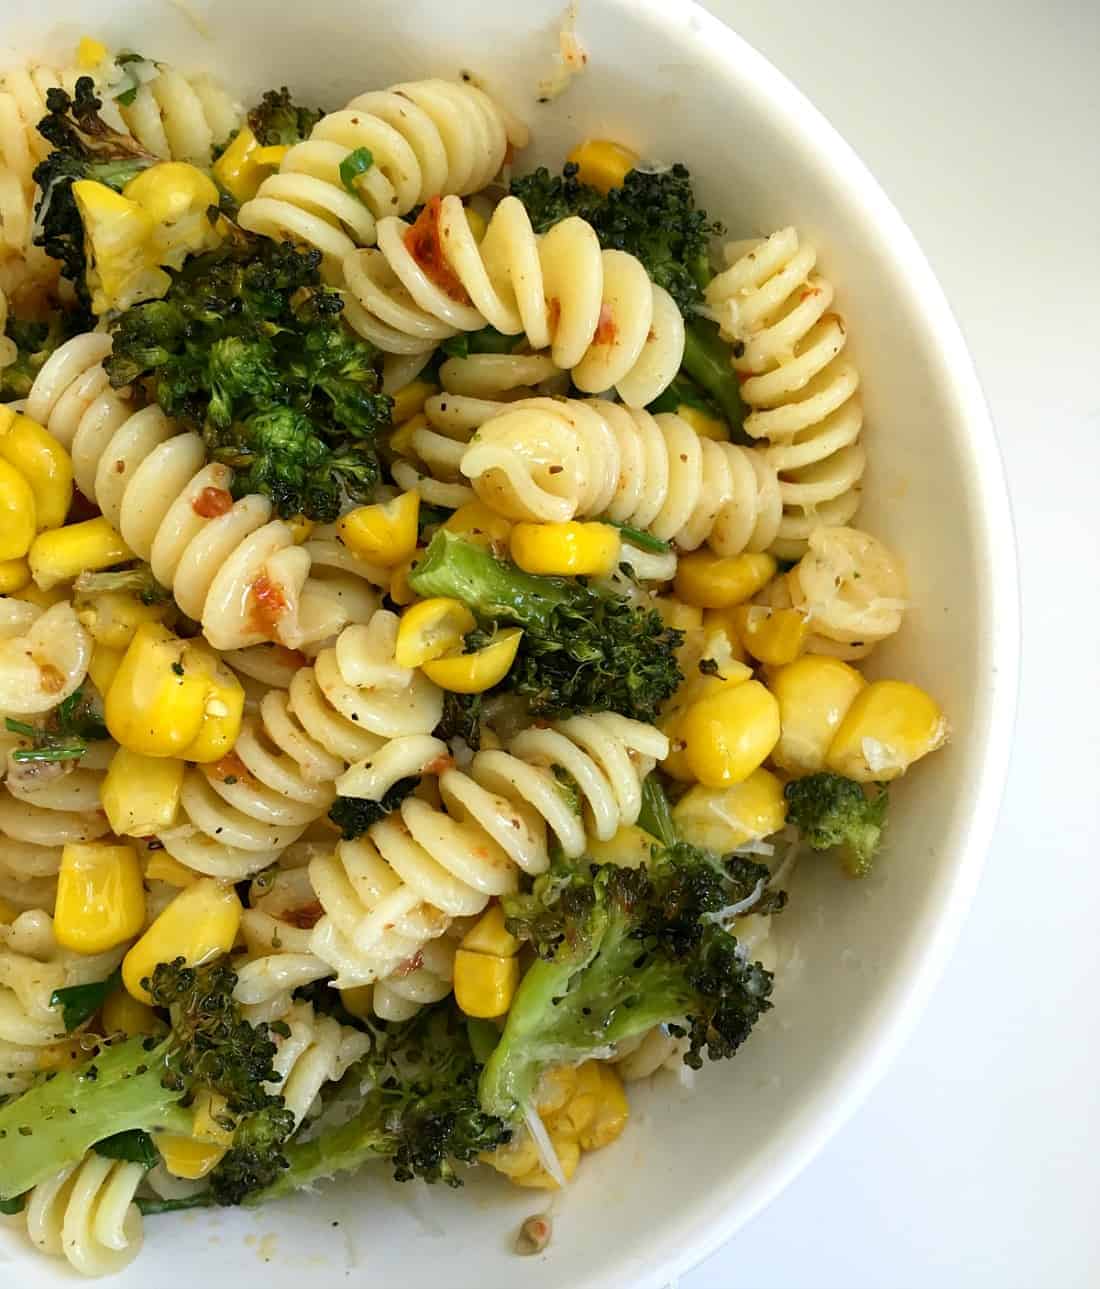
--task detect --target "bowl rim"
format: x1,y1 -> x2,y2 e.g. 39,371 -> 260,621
594,1 -> 1021,1284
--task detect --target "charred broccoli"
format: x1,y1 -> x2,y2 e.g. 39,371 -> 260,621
0,958 -> 293,1206
246,87 -> 326,147
480,842 -> 784,1124
0,313 -> 70,402
328,775 -> 420,839
105,232 -> 392,521
408,529 -> 683,722
784,772 -> 888,877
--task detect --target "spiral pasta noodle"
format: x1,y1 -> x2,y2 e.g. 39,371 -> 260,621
266,999 -> 370,1126
24,1151 -> 145,1278
704,227 -> 865,558
343,195 -> 684,407
238,79 -> 527,270
159,610 -> 443,881
309,713 -> 668,989
447,395 -> 780,555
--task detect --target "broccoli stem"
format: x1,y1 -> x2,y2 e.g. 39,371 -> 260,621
245,1093 -> 395,1204
0,1036 -> 191,1200
682,319 -> 750,444
408,529 -> 583,635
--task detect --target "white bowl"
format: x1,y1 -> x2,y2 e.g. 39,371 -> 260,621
4,1 -> 1019,1285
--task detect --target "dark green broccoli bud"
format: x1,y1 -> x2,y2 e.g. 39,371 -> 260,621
31,78 -> 159,321
74,562 -> 171,604
0,956 -> 292,1202
784,772 -> 888,877
328,776 -> 420,840
481,843 -> 783,1123
247,87 -> 326,147
208,1104 -> 296,1205
105,232 -> 392,520
434,691 -> 482,750
408,530 -> 683,723
0,313 -> 70,402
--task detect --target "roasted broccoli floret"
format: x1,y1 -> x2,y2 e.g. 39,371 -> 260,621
0,313 -> 70,402
408,530 -> 683,723
783,772 -> 888,877
328,776 -> 420,840
434,691 -> 483,750
105,232 -> 392,521
0,958 -> 293,1206
479,843 -> 784,1124
247,87 -> 326,148
509,161 -> 748,439
31,78 -> 159,320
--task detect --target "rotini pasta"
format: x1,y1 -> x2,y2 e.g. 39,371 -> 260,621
310,713 -> 668,987
266,999 -> 370,1125
238,79 -> 526,268
343,196 -> 685,406
705,227 -> 865,558
0,598 -> 92,715
454,396 -> 781,555
158,610 -> 443,880
24,1151 -> 144,1278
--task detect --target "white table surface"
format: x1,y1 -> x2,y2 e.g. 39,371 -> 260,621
684,2 -> 1100,1286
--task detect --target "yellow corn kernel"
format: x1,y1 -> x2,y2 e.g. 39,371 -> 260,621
394,597 -> 476,668
0,558 -> 30,594
557,1060 -> 603,1138
122,878 -> 242,1003
157,1135 -> 227,1181
675,550 -> 777,609
579,1064 -> 630,1151
0,896 -> 19,924
212,126 -> 267,204
54,842 -> 145,954
480,1132 -> 541,1179
701,609 -> 749,661
584,823 -> 659,868
513,1125 -> 581,1188
388,410 -> 427,460
101,988 -> 163,1038
101,747 -> 185,838
29,516 -> 133,591
421,627 -> 522,694
11,582 -> 69,609
535,1065 -> 578,1117
0,458 -> 36,561
672,768 -> 786,851
732,604 -> 810,666
826,680 -> 947,783
676,404 -> 727,441
88,643 -> 125,697
653,597 -> 704,633
510,520 -> 620,577
679,680 -> 781,787
253,143 -> 288,167
461,904 -> 520,957
77,36 -> 109,68
192,1090 -> 235,1147
566,139 -> 639,193
74,589 -> 171,650
391,380 -> 438,425
337,490 -> 419,566
286,514 -> 314,544
0,409 -> 73,532
37,1039 -> 92,1072
124,162 -> 220,226
454,949 -> 520,1019
768,655 -> 866,775
389,549 -> 425,607
444,500 -> 512,555
72,180 -> 168,315
145,852 -> 198,888
105,622 -> 244,762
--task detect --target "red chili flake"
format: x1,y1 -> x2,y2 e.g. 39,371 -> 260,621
37,662 -> 65,694
503,141 -> 515,168
192,486 -> 234,518
404,196 -> 470,303
270,645 -> 308,670
394,951 -> 425,978
737,370 -> 752,384
281,901 -> 324,930
799,287 -> 823,301
547,296 -> 562,335
593,302 -> 617,346
248,573 -> 288,638
425,754 -> 456,775
210,752 -> 251,784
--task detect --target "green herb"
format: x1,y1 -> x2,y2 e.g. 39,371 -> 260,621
94,1129 -> 158,1168
0,1193 -> 26,1215
50,967 -> 121,1032
339,147 -> 374,195
5,687 -> 108,765
601,519 -> 670,554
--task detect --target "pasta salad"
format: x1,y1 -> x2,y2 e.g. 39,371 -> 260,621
0,38 -> 947,1276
